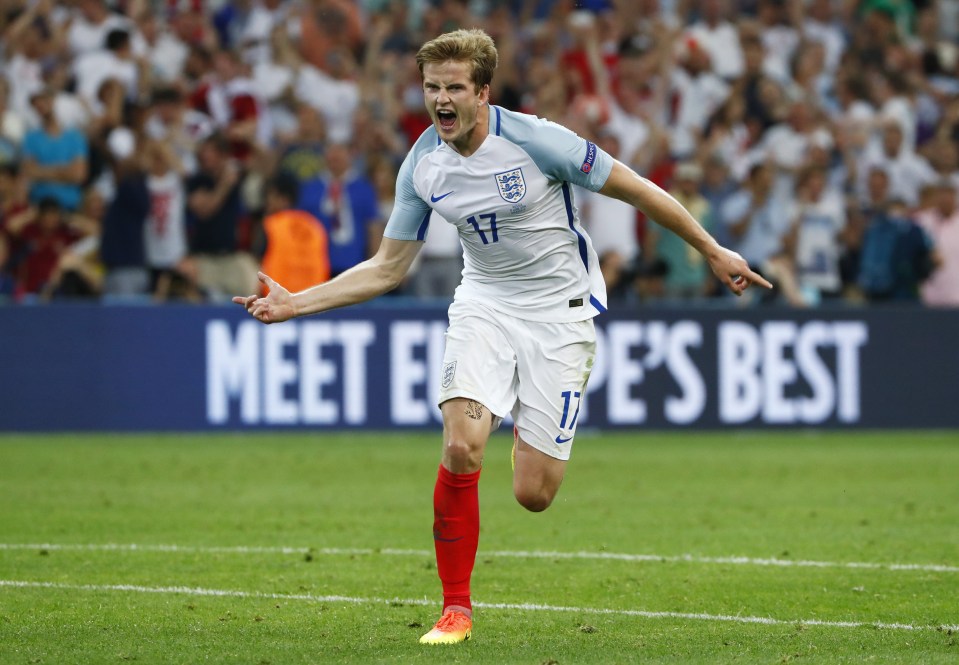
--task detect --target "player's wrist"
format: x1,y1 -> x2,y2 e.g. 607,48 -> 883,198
288,293 -> 302,319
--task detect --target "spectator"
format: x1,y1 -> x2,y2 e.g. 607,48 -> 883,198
685,0 -> 744,81
144,87 -> 214,176
295,0 -> 364,74
20,88 -> 88,211
803,0 -> 846,75
259,171 -> 330,295
298,142 -> 381,277
294,47 -> 361,145
858,200 -> 935,302
788,165 -> 847,301
3,2 -> 53,118
134,9 -> 189,85
3,196 -> 96,298
648,161 -> 715,300
0,0 -> 955,310
857,118 -> 937,208
721,162 -> 788,271
699,153 -> 737,246
73,28 -> 146,111
0,79 -> 26,165
722,161 -> 806,305
98,127 -> 151,297
915,180 -> 959,306
1,163 -> 34,296
67,0 -> 144,58
191,49 -> 270,164
275,103 -> 327,186
182,133 -> 258,300
669,36 -> 731,158
142,140 -> 187,301
755,0 -> 801,85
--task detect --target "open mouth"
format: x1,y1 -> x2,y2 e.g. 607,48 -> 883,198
437,109 -> 456,131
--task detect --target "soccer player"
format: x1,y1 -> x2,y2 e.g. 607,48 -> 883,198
234,29 -> 771,644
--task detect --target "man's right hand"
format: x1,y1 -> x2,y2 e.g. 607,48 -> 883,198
232,272 -> 296,324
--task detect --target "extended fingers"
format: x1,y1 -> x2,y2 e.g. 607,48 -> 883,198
257,271 -> 277,290
743,268 -> 773,289
728,269 -> 773,296
232,295 -> 256,307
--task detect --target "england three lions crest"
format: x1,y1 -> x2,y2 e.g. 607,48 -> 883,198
495,168 -> 526,203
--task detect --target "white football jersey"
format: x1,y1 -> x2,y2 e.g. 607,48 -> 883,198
384,105 -> 614,323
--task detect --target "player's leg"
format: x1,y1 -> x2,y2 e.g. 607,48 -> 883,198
440,397 -> 492,472
510,317 -> 595,512
512,436 -> 567,512
421,302 -> 516,645
420,398 -> 492,645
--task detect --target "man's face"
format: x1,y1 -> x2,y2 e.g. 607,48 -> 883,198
156,100 -> 181,125
198,143 -> 224,173
882,124 -> 903,156
30,94 -> 54,121
37,208 -> 61,231
867,170 -> 889,203
325,144 -> 351,177
422,60 -> 489,148
936,186 -> 957,217
752,165 -> 772,192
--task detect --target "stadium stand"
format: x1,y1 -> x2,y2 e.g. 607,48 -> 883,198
0,0 -> 957,307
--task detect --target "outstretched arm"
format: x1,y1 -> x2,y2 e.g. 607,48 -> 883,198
599,160 -> 772,296
233,237 -> 422,323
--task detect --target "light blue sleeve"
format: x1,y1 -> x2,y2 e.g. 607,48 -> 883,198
497,107 -> 614,192
383,132 -> 435,242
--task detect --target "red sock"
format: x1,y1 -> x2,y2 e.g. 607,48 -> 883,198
432,464 -> 481,615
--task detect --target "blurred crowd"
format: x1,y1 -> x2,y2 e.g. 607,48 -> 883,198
0,0 -> 957,307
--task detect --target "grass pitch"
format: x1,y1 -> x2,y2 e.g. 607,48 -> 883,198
0,431 -> 957,664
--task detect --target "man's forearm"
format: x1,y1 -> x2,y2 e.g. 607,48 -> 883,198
602,163 -> 721,258
291,258 -> 400,317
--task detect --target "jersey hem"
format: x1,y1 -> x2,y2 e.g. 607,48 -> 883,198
452,293 -> 602,324
437,389 -> 511,420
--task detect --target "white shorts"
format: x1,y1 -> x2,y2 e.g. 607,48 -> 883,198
437,299 -> 596,460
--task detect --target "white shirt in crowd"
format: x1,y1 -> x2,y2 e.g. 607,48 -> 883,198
294,65 -> 360,144
72,50 -> 138,108
147,30 -> 189,83
669,68 -> 730,157
804,17 -> 846,73
721,189 -> 792,267
67,12 -> 146,57
685,20 -> 744,80
857,142 -> 938,207
790,190 -> 846,293
145,171 -> 187,270
760,23 -> 800,84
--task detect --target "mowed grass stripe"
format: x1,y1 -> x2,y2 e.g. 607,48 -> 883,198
3,579 -> 957,633
2,542 -> 956,573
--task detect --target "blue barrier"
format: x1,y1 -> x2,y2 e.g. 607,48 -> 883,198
1,304 -> 956,431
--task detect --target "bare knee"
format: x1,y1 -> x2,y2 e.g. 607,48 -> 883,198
513,486 -> 556,513
443,437 -> 484,473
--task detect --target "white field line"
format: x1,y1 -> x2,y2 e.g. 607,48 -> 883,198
1,579 -> 956,633
1,542 -> 957,574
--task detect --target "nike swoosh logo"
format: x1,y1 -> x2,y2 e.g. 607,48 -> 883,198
555,434 -> 573,444
433,535 -> 464,543
430,191 -> 454,203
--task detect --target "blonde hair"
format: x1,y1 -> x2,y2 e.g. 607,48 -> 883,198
415,29 -> 498,91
